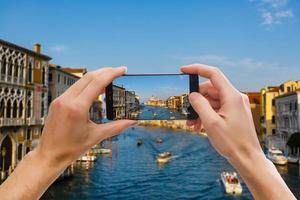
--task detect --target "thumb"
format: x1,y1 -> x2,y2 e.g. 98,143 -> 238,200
189,92 -> 222,129
90,120 -> 137,144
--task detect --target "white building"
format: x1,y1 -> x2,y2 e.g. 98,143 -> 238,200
275,91 -> 300,156
0,40 -> 51,181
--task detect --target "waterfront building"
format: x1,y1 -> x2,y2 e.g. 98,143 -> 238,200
145,96 -> 165,107
125,91 -> 139,118
181,94 -> 189,114
0,40 -> 51,181
166,96 -> 181,110
48,64 -> 80,104
260,86 -> 280,138
244,92 -> 261,138
112,85 -> 125,119
275,91 -> 300,156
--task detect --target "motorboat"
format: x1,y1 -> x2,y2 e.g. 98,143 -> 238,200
220,171 -> 243,195
170,116 -> 175,120
137,138 -> 143,146
155,137 -> 163,143
267,148 -> 288,165
99,148 -> 111,154
287,156 -> 299,164
157,152 -> 172,164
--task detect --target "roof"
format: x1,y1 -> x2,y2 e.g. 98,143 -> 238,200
287,133 -> 300,147
0,39 -> 51,60
62,67 -> 87,74
49,63 -> 82,79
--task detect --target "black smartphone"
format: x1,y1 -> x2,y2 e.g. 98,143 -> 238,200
105,74 -> 199,120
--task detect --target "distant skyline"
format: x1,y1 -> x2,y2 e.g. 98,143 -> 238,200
1,0 -> 299,91
114,75 -> 189,102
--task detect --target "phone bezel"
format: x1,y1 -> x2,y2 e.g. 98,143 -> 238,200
105,73 -> 199,120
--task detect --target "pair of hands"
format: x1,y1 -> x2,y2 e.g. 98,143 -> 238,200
37,64 -> 261,169
0,64 -> 294,200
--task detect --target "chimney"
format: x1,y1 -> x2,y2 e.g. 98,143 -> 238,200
34,43 -> 41,54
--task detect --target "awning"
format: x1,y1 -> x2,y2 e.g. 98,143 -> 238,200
287,133 -> 300,147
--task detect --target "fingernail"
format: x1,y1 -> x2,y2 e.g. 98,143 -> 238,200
189,92 -> 198,102
120,66 -> 127,73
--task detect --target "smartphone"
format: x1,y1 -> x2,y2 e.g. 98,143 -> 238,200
105,74 -> 199,120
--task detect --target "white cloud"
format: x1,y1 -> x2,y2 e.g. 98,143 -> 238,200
170,54 -> 300,90
170,54 -> 274,70
49,44 -> 69,53
250,0 -> 294,29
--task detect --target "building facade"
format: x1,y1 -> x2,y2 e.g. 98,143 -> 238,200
112,85 -> 125,119
0,40 -> 51,181
244,92 -> 261,138
260,86 -> 280,138
275,91 -> 300,155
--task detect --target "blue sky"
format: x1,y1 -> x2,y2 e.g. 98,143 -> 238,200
114,75 -> 189,102
1,0 -> 299,91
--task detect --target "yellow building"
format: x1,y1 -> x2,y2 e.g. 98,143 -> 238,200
260,80 -> 300,140
0,40 -> 51,181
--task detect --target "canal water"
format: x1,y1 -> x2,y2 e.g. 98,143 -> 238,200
134,105 -> 186,120
42,126 -> 300,200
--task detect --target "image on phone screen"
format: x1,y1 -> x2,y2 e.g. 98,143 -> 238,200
105,74 -> 198,120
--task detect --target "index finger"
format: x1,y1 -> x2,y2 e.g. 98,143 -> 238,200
76,66 -> 127,109
181,64 -> 236,96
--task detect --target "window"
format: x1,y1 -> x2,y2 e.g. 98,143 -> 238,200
18,144 -> 23,160
42,67 -> 45,85
14,64 -> 18,77
19,101 -> 23,118
6,99 -> 11,118
0,99 -> 4,117
48,73 -> 52,82
26,129 -> 31,140
287,86 -> 291,92
12,100 -> 17,118
41,93 -> 44,117
272,129 -> 276,135
64,76 -> 66,85
26,147 -> 30,153
28,63 -> 32,83
57,74 -> 60,83
27,100 -> 31,118
296,102 -> 298,110
1,57 -> 6,75
272,115 -> 276,124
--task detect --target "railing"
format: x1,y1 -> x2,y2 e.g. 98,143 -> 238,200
0,118 -> 25,127
26,118 -> 43,125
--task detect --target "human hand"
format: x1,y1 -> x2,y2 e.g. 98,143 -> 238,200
181,64 -> 262,162
181,64 -> 295,200
36,66 -> 136,168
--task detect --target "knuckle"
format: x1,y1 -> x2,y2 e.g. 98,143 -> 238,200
50,97 -> 63,110
206,118 -> 220,128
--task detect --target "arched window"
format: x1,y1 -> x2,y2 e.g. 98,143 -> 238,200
28,62 -> 32,83
1,56 -> 6,76
13,100 -> 18,118
42,67 -> 45,85
27,100 -> 31,118
7,58 -> 12,77
6,99 -> 11,118
14,62 -> 19,78
20,61 -> 24,82
0,99 -> 4,117
19,101 -> 23,118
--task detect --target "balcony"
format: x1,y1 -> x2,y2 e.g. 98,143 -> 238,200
0,118 -> 25,127
26,118 -> 43,126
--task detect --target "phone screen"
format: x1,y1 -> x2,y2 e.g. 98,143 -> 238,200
105,74 -> 198,120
